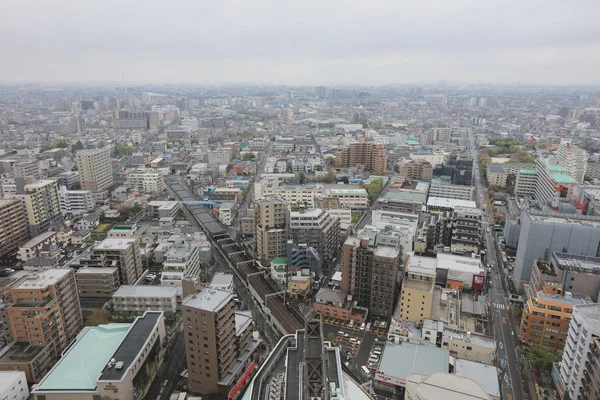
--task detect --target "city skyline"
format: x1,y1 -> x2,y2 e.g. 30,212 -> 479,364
2,0 -> 600,85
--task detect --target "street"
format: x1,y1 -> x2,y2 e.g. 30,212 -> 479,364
468,129 -> 526,400
143,331 -> 186,400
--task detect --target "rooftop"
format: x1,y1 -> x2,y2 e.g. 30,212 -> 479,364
113,285 -> 177,298
12,269 -> 71,289
235,311 -> 253,335
35,324 -> 132,391
455,359 -> 501,399
211,272 -> 234,286
76,267 -> 118,275
20,231 -> 56,248
519,168 -> 538,175
573,303 -> 600,332
377,341 -> 449,383
182,287 -> 234,313
406,372 -> 491,400
436,253 -> 483,273
427,197 -> 477,210
95,238 -> 137,251
551,172 -> 574,184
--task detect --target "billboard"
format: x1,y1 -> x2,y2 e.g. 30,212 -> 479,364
472,274 -> 485,291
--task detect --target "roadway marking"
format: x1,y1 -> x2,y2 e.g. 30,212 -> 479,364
493,302 -> 506,310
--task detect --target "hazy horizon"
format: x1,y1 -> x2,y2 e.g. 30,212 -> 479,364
2,0 -> 600,86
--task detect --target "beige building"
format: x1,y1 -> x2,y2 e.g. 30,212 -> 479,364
515,168 -> 538,198
0,269 -> 83,383
486,164 -> 508,187
399,159 -> 433,180
112,285 -> 178,313
450,206 -> 482,255
399,253 -> 436,323
336,138 -> 388,173
0,199 -> 29,259
289,208 -> 340,266
90,238 -> 143,285
254,197 -> 289,265
75,267 -> 120,301
11,180 -> 61,236
127,168 -> 166,194
76,147 -> 114,199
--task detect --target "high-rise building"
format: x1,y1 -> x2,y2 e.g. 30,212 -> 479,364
182,287 -> 259,396
289,208 -> 340,268
433,127 -> 452,143
254,197 -> 289,264
514,168 -> 538,198
399,159 -> 433,180
76,147 -> 114,200
0,199 -> 29,258
89,238 -> 143,285
0,269 -> 83,382
13,161 -> 40,190
12,180 -> 61,236
400,253 -> 436,323
341,236 -> 399,317
534,158 -> 576,208
557,304 -> 600,400
335,138 -> 388,173
428,179 -> 474,201
556,141 -> 588,184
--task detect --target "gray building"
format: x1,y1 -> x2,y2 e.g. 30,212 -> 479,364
514,210 -> 600,291
287,241 -> 322,277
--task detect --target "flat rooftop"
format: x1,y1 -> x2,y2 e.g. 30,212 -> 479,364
113,285 -> 177,298
436,253 -> 482,273
211,272 -> 234,286
35,324 -> 132,391
406,372 -> 491,400
99,312 -> 163,381
406,253 -> 437,276
182,287 -> 234,313
235,311 -> 253,335
455,359 -> 501,399
12,269 -> 71,289
376,341 -> 449,383
76,267 -> 118,275
427,197 -> 477,209
95,238 -> 137,251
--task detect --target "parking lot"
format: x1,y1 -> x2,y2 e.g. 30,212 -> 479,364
321,317 -> 388,378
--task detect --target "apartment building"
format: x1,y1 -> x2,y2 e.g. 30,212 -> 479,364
76,147 -> 114,199
534,158 -> 577,207
18,231 -> 58,262
112,285 -> 178,313
557,304 -> 600,400
147,200 -> 181,220
207,149 -> 232,166
428,179 -> 474,201
515,168 -> 538,198
0,199 -> 29,259
58,185 -> 94,216
486,164 -> 508,187
399,159 -> 433,180
0,269 -> 83,382
341,236 -> 400,317
451,206 -> 482,255
91,238 -> 143,285
12,180 -> 61,236
289,208 -> 339,270
399,253 -> 436,323
335,138 -> 388,173
182,287 -> 258,396
324,185 -> 369,209
75,267 -> 120,302
433,127 -> 452,143
520,282 -> 589,351
125,168 -> 165,194
556,141 -> 588,184
254,197 -> 289,265
161,240 -> 201,287
258,184 -> 324,208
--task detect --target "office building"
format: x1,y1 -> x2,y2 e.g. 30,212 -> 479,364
58,185 -> 94,216
112,285 -> 178,313
254,197 -> 289,264
76,147 -> 114,200
0,371 -> 29,400
13,160 -> 40,190
428,179 -> 474,201
341,236 -> 400,317
399,159 -> 433,180
451,206 -> 482,255
127,168 -> 166,194
556,141 -> 588,184
519,282 -> 589,351
400,253 -> 436,323
0,199 -> 29,259
12,180 -> 61,236
182,287 -> 260,396
405,372 -> 492,400
557,304 -> 600,400
32,312 -> 165,400
91,238 -> 143,285
515,168 -> 538,198
75,267 -> 120,302
0,269 -> 83,382
513,209 -> 600,290
335,138 -> 388,173
289,208 -> 339,267
114,110 -> 159,130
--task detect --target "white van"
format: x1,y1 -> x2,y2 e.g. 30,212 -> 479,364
369,355 -> 379,363
361,365 -> 371,378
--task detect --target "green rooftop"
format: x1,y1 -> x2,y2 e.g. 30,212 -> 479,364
36,324 -> 131,391
519,169 -> 537,175
271,257 -> 288,265
543,158 -> 569,173
109,228 -> 133,233
406,140 -> 420,145
551,173 -> 574,184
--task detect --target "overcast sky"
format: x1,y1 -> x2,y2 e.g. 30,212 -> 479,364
1,0 -> 599,85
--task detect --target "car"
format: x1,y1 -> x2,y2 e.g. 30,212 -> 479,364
337,331 -> 345,336
486,227 -> 490,233
368,356 -> 379,363
372,349 -> 382,356
348,320 -> 354,328
360,323 -> 366,331
366,322 -> 371,332
145,274 -> 156,281
349,338 -> 360,345
379,321 -> 387,329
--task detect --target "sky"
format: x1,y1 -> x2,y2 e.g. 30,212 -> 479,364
1,0 -> 599,85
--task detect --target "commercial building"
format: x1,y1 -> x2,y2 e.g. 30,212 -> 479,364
258,183 -> 324,208
519,281 -> 589,351
450,206 -> 482,255
147,200 -> 181,220
76,147 -> 114,199
90,238 -> 143,285
414,212 -> 452,254
0,269 -> 83,382
400,254 -> 436,323
254,197 -> 289,264
207,149 -> 232,166
32,312 -> 166,400
405,372 -> 492,400
428,179 -> 474,201
0,371 -> 29,400
0,199 -> 28,259
75,267 -> 120,301
182,287 -> 261,396
12,180 -> 61,236
289,208 -> 339,268
18,231 -> 58,262
454,359 -> 500,400
557,304 -> 600,400
376,188 -> 428,214
112,285 -> 178,313
514,168 -> 538,198
341,236 -> 400,317
433,127 -> 452,143
400,159 -> 433,180
335,138 -> 388,173
58,185 -> 94,216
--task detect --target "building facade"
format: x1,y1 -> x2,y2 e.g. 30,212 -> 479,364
76,147 -> 114,199
58,186 -> 94,216
336,138 -> 388,173
289,208 -> 339,269
12,180 -> 61,236
0,199 -> 29,259
254,197 -> 289,265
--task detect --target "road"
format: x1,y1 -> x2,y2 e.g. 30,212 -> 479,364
143,331 -> 186,400
467,128 -> 525,400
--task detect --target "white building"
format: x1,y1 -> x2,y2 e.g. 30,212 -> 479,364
180,117 -> 199,130
428,182 -> 474,201
405,372 -> 492,400
0,371 -> 29,400
324,186 -> 369,209
18,231 -> 58,262
219,204 -> 233,226
557,141 -> 588,184
515,168 -> 538,198
127,169 -> 166,194
147,201 -> 180,220
161,240 -> 201,287
210,272 -> 234,292
258,183 -> 324,207
59,185 -> 94,216
410,152 -> 446,166
207,149 -> 232,166
112,285 -> 178,313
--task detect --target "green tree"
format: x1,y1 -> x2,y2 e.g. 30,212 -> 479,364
72,140 -> 85,153
243,152 -> 256,161
325,156 -> 336,167
113,142 -> 132,157
394,164 -> 400,173
527,345 -> 558,372
297,172 -> 307,184
364,178 -> 384,201
85,308 -> 110,326
55,142 -> 68,148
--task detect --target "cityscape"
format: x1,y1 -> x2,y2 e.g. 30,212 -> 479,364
2,2 -> 600,400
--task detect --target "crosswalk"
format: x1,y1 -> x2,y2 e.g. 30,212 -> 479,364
493,302 -> 507,310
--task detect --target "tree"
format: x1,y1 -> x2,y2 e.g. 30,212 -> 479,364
394,164 -> 400,173
527,345 -> 558,372
364,178 -> 384,201
113,142 -> 132,158
325,156 -> 336,167
243,152 -> 256,161
297,172 -> 307,184
86,308 -> 110,326
55,142 -> 68,148
338,176 -> 349,184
